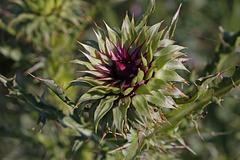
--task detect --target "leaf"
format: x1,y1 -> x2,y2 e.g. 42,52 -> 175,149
163,59 -> 189,72
0,19 -> 16,35
29,73 -> 75,108
0,74 -> 65,122
145,95 -> 173,109
132,95 -> 151,118
81,51 -> 102,66
194,73 -> 220,100
101,109 -> 114,134
71,140 -> 84,160
79,86 -> 119,103
154,44 -> 186,57
157,39 -> 175,50
164,4 -> 182,39
68,77 -> 104,88
94,95 -> 118,132
93,29 -> 106,53
0,45 -> 22,61
146,78 -> 171,90
141,54 -> 148,70
124,130 -> 139,160
105,38 -> 117,58
150,90 -> 176,108
149,29 -> 165,53
162,85 -> 188,98
146,42 -> 153,63
113,97 -> 131,134
189,115 -> 204,140
137,69 -> 145,83
104,21 -> 119,44
136,0 -> 155,31
123,87 -> 134,96
60,117 -> 100,144
70,58 -> 95,70
152,52 -> 174,69
0,74 -> 8,85
174,133 -> 196,155
121,14 -> 135,46
145,21 -> 163,40
145,68 -> 154,80
78,41 -> 98,57
9,13 -> 36,26
131,75 -> 138,85
135,84 -> 150,95
80,70 -> 107,78
154,70 -> 187,84
127,107 -> 146,127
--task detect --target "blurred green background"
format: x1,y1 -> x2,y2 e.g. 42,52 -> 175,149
1,0 -> 240,159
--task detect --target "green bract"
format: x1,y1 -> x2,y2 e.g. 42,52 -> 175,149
73,4 -> 188,136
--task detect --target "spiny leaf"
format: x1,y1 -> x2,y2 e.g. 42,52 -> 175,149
29,73 -> 75,108
70,58 -> 95,70
189,114 -> 204,140
152,53 -> 175,69
69,77 -> 105,88
162,85 -> 188,98
136,0 -> 155,31
124,130 -> 139,160
195,73 -> 221,100
81,51 -> 102,65
149,30 -> 165,53
146,78 -> 171,91
78,41 -> 98,57
132,95 -> 151,118
93,29 -> 106,53
127,107 -> 146,127
104,20 -> 119,44
164,3 -> 182,39
163,59 -> 190,72
79,86 -> 120,103
154,70 -> 187,84
145,21 -> 163,40
113,97 -> 131,135
145,95 -> 173,109
135,84 -> 151,95
154,44 -> 186,57
0,74 -> 65,122
94,95 -> 118,132
150,90 -> 176,109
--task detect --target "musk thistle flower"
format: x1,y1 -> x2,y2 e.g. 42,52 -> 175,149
73,5 -> 188,136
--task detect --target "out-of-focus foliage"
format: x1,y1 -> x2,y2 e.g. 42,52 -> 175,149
0,0 -> 125,159
9,0 -> 85,49
0,0 -> 240,160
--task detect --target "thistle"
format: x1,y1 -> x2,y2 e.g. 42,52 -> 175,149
9,0 -> 84,47
73,4 -> 188,136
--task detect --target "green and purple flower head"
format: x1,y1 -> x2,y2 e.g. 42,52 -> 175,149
73,4 -> 188,136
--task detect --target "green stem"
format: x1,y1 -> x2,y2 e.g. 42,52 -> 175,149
155,68 -> 240,134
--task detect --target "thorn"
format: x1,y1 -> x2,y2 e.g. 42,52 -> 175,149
28,72 -> 41,81
212,94 -> 224,109
100,132 -> 107,144
193,82 -> 199,87
138,135 -> 144,149
160,112 -> 172,126
184,144 -> 197,155
231,77 -> 238,88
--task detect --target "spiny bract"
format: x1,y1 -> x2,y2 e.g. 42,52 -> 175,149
73,6 -> 189,137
